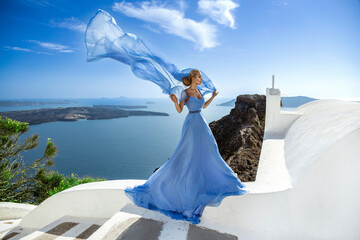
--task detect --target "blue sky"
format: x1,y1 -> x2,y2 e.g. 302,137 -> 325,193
0,0 -> 359,99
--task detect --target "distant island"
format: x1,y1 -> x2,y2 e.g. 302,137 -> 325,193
218,96 -> 319,108
217,99 -> 236,107
0,100 -> 77,107
281,96 -> 318,107
93,104 -> 148,109
0,107 -> 169,125
100,96 -> 128,99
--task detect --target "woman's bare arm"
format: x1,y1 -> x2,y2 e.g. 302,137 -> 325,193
203,89 -> 218,109
170,94 -> 186,113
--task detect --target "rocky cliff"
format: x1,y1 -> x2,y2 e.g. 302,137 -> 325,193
209,94 -> 266,182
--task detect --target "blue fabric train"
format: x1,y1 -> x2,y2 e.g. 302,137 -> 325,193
85,9 -> 249,224
85,9 -> 215,100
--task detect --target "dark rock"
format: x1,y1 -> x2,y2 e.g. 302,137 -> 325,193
209,94 -> 266,182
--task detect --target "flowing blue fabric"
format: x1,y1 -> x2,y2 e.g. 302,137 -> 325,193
85,9 -> 216,100
125,90 -> 249,224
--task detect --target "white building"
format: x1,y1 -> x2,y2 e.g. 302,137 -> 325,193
1,86 -> 359,240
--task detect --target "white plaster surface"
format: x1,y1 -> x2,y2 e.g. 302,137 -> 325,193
19,183 -> 134,229
7,96 -> 359,240
0,219 -> 22,236
288,127 -> 360,239
158,221 -> 189,240
20,215 -> 108,240
88,211 -> 140,240
264,88 -> 302,138
62,179 -> 146,193
285,99 -> 360,186
202,127 -> 360,239
0,202 -> 36,220
253,139 -> 291,193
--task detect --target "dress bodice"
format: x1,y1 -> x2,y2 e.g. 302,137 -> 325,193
182,90 -> 205,112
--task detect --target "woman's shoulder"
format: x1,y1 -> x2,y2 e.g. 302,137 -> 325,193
180,89 -> 190,101
184,88 -> 196,94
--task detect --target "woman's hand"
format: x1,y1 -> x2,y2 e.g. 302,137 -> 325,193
212,89 -> 219,98
170,94 -> 178,103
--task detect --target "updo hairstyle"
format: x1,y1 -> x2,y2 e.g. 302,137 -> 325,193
182,69 -> 200,86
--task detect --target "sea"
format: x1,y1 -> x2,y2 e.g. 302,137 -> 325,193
0,97 -> 296,180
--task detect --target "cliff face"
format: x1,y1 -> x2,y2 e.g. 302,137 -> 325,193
209,94 -> 266,182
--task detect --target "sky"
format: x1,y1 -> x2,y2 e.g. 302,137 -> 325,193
0,0 -> 359,100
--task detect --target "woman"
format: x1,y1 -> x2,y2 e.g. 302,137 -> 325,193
85,10 -> 248,224
170,69 -> 217,111
124,69 -> 248,224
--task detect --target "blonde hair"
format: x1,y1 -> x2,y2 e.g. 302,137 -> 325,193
182,69 -> 200,86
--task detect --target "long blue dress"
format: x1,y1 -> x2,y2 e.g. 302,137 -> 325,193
84,9 -> 249,224
124,89 -> 249,224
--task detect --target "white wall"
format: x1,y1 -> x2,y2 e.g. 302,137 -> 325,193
18,99 -> 360,239
288,128 -> 360,239
19,180 -> 145,229
264,88 -> 302,139
0,202 -> 36,220
285,99 -> 360,186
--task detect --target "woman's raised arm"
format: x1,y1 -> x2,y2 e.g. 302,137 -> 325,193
202,89 -> 218,109
170,94 -> 186,113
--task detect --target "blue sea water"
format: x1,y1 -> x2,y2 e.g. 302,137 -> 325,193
0,97 -> 240,180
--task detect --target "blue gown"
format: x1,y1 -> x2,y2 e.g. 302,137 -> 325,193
84,9 -> 248,224
124,89 -> 249,224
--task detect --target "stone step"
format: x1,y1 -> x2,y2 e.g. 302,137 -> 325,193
114,218 -> 163,240
88,212 -> 142,240
187,224 -> 238,240
1,216 -> 107,240
0,219 -> 22,237
1,211 -> 239,240
158,221 -> 189,240
90,210 -> 238,240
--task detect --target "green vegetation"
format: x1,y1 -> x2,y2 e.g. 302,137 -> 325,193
33,169 -> 105,204
0,116 -> 105,204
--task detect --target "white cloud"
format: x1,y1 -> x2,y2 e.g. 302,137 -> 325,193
21,0 -> 55,7
198,0 -> 239,29
49,17 -> 87,32
4,46 -> 53,55
112,1 -> 218,50
273,1 -> 289,6
177,0 -> 187,12
4,46 -> 32,52
143,24 -> 161,34
28,40 -> 73,53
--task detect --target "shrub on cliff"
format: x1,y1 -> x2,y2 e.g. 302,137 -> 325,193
0,116 -> 105,204
33,169 -> 105,204
0,116 -> 57,203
